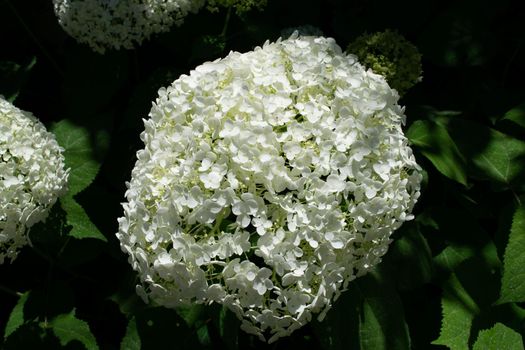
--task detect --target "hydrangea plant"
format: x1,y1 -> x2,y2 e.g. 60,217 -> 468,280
0,97 -> 69,264
346,29 -> 423,96
117,34 -> 422,342
53,0 -> 205,53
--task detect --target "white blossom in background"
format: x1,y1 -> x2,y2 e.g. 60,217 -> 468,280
0,97 -> 69,264
53,0 -> 205,53
117,33 -> 422,342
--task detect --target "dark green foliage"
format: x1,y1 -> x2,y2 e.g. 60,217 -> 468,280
1,0 -> 524,349
207,0 -> 267,15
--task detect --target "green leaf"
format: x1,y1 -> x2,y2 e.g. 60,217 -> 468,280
357,270 -> 411,350
176,304 -> 207,328
314,268 -> 411,350
473,323 -> 524,350
176,304 -> 210,346
120,317 -> 141,350
52,120 -> 101,196
4,292 -> 29,340
407,120 -> 468,185
196,325 -> 211,347
501,103 -> 525,130
434,247 -> 503,349
2,323 -> 49,349
312,288 -> 360,350
387,224 -> 433,290
51,120 -> 107,241
434,245 -> 475,273
472,137 -> 525,188
434,240 -> 499,275
358,296 -> 411,350
433,273 -> 479,350
499,202 -> 525,303
431,205 -> 501,276
217,306 -> 239,350
60,197 -> 106,241
447,119 -> 525,190
50,310 -> 99,350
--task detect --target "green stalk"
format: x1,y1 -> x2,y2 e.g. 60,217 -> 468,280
221,6 -> 232,38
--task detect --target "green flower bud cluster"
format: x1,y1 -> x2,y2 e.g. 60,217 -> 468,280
347,29 -> 422,96
207,0 -> 267,14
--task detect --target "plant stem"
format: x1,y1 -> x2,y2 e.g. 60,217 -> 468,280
512,190 -> 522,206
221,6 -> 232,38
0,284 -> 22,297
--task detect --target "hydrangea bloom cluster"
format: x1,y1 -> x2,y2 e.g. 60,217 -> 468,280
53,0 -> 205,53
0,97 -> 69,264
117,34 -> 422,342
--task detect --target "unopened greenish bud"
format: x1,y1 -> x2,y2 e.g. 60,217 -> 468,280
347,29 -> 422,96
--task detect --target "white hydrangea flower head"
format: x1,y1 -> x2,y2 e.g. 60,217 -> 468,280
117,33 -> 422,342
53,0 -> 205,53
0,97 -> 69,264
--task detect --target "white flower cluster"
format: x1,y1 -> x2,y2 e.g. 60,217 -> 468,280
53,0 -> 205,53
0,97 -> 69,264
117,34 -> 422,342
